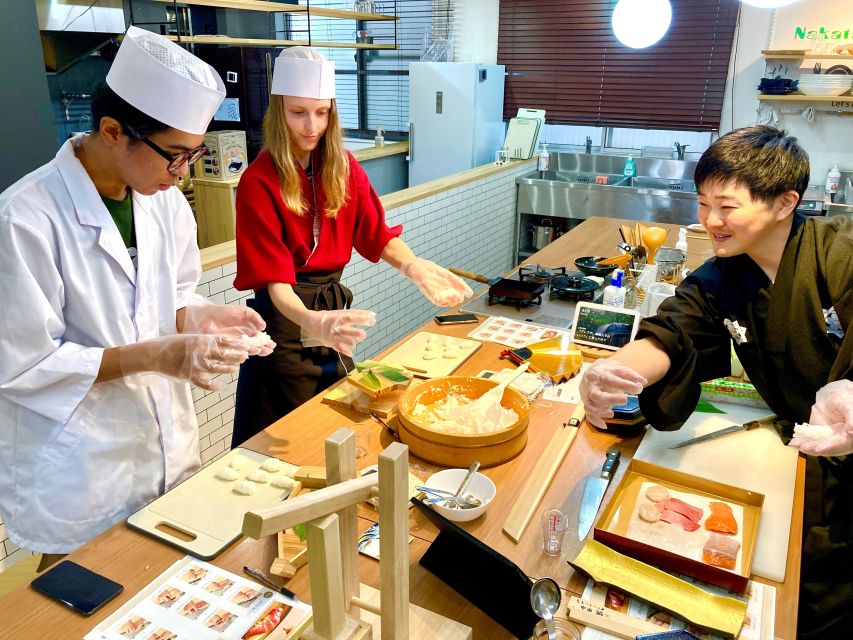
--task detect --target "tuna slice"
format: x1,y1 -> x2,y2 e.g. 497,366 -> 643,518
705,501 -> 738,534
703,533 -> 741,570
655,497 -> 703,531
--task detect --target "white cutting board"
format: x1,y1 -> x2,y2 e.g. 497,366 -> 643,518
633,403 -> 799,583
503,117 -> 541,159
380,332 -> 481,378
127,448 -> 298,559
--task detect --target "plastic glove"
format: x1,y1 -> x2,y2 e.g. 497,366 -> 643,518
400,258 -> 473,307
183,298 -> 265,335
301,309 -> 376,358
579,358 -> 648,429
137,334 -> 251,392
789,380 -> 853,456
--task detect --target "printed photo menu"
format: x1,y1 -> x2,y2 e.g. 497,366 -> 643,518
85,556 -> 311,640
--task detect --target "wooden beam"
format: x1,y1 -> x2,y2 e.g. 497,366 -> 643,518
304,514 -> 346,639
326,429 -> 360,617
378,442 -> 409,640
242,474 -> 378,538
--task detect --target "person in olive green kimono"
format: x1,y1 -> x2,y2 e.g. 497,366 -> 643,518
579,125 -> 852,639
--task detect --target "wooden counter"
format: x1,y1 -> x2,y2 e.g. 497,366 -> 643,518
0,217 -> 803,639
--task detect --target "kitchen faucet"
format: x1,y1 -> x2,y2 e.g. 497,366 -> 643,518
674,142 -> 689,160
585,136 -> 593,154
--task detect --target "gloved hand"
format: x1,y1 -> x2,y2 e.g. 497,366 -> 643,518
579,358 -> 648,429
301,309 -> 376,357
140,334 -> 251,391
183,299 -> 274,356
789,380 -> 853,456
400,258 -> 473,307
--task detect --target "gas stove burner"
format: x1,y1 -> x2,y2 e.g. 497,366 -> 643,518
549,272 -> 599,301
519,264 -> 566,285
488,292 -> 543,308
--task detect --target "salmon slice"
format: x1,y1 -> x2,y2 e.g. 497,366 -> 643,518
703,533 -> 740,570
705,501 -> 738,534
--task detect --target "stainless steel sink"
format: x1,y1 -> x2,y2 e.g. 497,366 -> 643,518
517,152 -> 700,226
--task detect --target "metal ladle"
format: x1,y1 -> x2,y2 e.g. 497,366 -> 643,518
530,577 -> 561,640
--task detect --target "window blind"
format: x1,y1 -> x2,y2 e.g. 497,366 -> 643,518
497,0 -> 739,131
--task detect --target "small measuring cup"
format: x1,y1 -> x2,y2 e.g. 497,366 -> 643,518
540,508 -> 569,556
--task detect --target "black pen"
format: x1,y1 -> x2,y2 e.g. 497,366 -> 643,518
242,566 -> 300,602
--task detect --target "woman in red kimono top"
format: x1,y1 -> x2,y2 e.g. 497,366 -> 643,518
231,47 -> 471,446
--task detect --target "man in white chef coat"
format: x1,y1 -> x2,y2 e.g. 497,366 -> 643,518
0,27 -> 272,567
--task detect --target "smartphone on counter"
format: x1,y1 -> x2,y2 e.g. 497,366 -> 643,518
30,560 -> 123,616
434,313 -> 479,325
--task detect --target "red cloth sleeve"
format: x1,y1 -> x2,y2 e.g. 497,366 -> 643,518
349,155 -> 402,262
233,153 -> 298,290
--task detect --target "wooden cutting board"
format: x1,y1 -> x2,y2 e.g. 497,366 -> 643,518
380,332 -> 481,378
127,448 -> 298,559
633,403 -> 798,583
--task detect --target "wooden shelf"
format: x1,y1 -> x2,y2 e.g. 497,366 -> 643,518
167,34 -> 397,49
152,0 -> 397,20
757,94 -> 853,102
761,49 -> 853,60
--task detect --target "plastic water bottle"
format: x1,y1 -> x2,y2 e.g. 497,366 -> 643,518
623,156 -> 636,178
603,269 -> 626,308
676,228 -> 688,253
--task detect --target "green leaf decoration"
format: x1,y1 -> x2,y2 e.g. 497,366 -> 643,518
375,365 -> 408,383
294,522 -> 306,542
356,360 -> 382,372
362,369 -> 382,390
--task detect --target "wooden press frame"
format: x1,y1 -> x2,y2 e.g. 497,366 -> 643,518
242,429 -> 409,640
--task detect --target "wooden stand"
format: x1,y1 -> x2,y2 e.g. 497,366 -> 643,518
243,429 -> 471,640
570,342 -> 613,360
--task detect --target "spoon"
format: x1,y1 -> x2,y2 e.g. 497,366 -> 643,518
423,495 -> 482,509
530,577 -> 561,640
454,461 -> 480,499
415,486 -> 483,507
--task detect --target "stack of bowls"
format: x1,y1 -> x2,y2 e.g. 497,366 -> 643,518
797,75 -> 852,96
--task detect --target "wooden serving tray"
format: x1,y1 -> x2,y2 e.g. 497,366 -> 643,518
127,448 -> 297,559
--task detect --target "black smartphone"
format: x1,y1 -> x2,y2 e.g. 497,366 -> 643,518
434,313 -> 479,325
30,560 -> 123,616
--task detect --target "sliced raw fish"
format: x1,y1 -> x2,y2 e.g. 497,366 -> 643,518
661,497 -> 703,523
703,533 -> 740,570
705,501 -> 738,534
657,507 -> 701,532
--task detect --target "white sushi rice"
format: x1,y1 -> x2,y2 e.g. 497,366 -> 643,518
229,455 -> 250,471
242,331 -> 273,348
233,480 -> 257,496
246,469 -> 271,483
794,422 -> 835,441
271,476 -> 295,489
260,458 -> 284,473
214,467 -> 239,481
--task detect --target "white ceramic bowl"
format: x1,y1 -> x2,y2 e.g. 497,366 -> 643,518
423,468 -> 497,522
799,85 -> 851,96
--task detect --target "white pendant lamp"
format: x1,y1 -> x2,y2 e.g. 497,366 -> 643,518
612,0 -> 673,49
740,0 -> 800,7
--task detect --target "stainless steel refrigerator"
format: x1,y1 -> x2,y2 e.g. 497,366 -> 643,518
408,62 -> 506,186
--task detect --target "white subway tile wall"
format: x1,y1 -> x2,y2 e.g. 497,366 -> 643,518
0,161 -> 533,570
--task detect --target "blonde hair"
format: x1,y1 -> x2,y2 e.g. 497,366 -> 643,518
262,95 -> 349,217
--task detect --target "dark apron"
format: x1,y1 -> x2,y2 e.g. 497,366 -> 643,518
231,270 -> 354,448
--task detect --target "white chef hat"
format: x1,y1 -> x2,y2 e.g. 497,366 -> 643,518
271,47 -> 336,99
106,26 -> 225,135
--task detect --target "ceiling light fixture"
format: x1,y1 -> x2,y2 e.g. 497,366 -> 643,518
611,0 -> 673,49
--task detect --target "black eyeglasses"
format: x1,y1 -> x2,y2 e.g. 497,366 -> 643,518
139,137 -> 208,175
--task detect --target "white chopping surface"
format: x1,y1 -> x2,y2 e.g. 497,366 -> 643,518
127,448 -> 298,559
633,403 -> 799,583
381,332 -> 481,378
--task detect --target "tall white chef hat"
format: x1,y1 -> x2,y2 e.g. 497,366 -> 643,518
271,47 -> 336,99
106,26 -> 225,135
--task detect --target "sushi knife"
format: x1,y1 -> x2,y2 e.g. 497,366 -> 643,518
577,449 -> 621,540
668,415 -> 777,450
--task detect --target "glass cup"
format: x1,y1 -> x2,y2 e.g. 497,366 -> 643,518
530,619 -> 581,640
540,508 -> 569,556
355,430 -> 370,459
